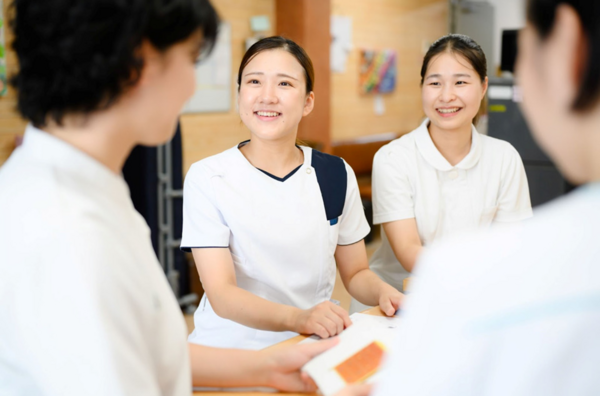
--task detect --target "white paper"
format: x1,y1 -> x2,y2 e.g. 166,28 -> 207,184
487,85 -> 513,100
350,312 -> 402,330
374,94 -> 385,115
331,16 -> 353,73
183,22 -> 232,113
250,15 -> 270,32
302,313 -> 401,396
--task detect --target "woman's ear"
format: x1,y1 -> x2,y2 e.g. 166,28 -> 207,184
570,9 -> 589,103
481,76 -> 489,98
303,91 -> 315,117
546,4 -> 586,110
135,40 -> 162,88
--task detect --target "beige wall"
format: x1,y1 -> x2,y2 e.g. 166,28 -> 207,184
182,0 -> 448,172
0,0 -> 28,165
180,0 -> 275,173
331,0 -> 448,141
0,0 -> 448,169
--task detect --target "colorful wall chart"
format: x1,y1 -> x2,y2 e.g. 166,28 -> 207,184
0,0 -> 7,97
359,49 -> 397,95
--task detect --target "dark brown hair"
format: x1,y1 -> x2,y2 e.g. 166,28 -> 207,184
420,34 -> 487,85
527,0 -> 600,111
237,36 -> 314,94
10,0 -> 218,127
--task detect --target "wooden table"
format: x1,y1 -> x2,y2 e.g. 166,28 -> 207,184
193,306 -> 387,396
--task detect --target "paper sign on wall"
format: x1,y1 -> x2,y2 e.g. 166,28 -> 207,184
331,15 -> 353,73
182,22 -> 232,113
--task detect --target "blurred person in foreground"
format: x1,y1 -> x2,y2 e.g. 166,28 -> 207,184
0,1 -> 366,395
373,0 -> 600,394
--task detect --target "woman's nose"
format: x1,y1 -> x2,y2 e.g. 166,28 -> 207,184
259,83 -> 278,103
440,85 -> 456,102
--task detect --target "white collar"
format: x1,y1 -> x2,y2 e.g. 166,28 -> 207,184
414,118 -> 482,171
233,141 -> 312,169
21,124 -> 130,199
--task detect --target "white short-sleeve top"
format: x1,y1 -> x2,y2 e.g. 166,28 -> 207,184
370,119 -> 532,290
374,184 -> 600,396
181,143 -> 370,350
0,126 -> 190,396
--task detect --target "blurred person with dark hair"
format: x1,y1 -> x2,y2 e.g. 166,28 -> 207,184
0,1 -> 340,394
372,0 -> 600,394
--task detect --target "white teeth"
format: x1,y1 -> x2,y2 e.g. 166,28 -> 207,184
256,111 -> 279,117
437,108 -> 460,114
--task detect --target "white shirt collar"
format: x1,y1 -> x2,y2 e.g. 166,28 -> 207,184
22,123 -> 131,199
414,118 -> 482,171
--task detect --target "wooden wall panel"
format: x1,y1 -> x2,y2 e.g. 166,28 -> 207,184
0,0 -> 27,166
276,0 -> 331,153
331,0 -> 448,141
180,0 -> 275,174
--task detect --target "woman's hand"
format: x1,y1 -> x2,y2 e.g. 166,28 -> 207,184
292,301 -> 352,338
261,337 -> 339,392
190,337 -> 340,390
378,284 -> 404,316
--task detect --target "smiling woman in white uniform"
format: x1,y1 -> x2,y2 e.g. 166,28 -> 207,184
182,36 -> 403,350
350,35 -> 532,313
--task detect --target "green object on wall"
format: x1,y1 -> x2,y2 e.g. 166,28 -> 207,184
489,104 -> 507,113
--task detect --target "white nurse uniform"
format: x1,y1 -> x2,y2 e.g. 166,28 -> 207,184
351,118 -> 532,313
182,142 -> 370,349
0,125 -> 190,396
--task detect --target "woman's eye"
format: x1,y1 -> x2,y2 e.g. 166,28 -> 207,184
280,81 -> 290,86
430,82 -> 440,86
248,79 -> 260,84
456,81 -> 467,85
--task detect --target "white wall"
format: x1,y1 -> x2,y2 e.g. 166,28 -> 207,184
466,0 -> 526,70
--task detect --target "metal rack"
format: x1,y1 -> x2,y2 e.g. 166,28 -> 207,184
157,139 -> 198,309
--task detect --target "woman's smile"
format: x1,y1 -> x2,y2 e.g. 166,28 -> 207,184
436,107 -> 463,117
254,110 -> 282,121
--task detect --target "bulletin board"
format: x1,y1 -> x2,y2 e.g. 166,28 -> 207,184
182,22 -> 232,113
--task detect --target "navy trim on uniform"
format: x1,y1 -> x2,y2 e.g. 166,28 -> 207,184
312,150 -> 347,221
257,164 -> 302,182
237,140 -> 251,149
180,246 -> 229,252
238,140 -> 303,182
